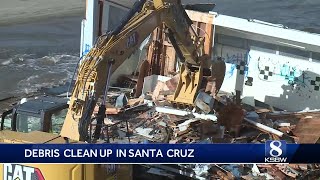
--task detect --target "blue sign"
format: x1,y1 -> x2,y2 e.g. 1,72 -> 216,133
265,140 -> 287,163
82,44 -> 91,56
0,143 -> 318,163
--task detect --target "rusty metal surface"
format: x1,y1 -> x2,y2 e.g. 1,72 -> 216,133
218,103 -> 245,137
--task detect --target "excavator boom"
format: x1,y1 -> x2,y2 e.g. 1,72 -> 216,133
60,0 -> 207,141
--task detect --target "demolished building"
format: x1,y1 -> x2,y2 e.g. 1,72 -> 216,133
1,0 -> 320,179
70,0 -> 320,179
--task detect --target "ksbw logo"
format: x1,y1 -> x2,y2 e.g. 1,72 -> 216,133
265,140 -> 287,163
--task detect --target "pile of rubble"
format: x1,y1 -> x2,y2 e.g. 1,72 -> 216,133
99,74 -> 320,144
135,163 -> 320,179
92,73 -> 320,179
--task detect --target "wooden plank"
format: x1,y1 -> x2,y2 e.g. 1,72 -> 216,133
165,47 -> 177,75
204,22 -> 213,56
186,10 -> 215,24
134,60 -> 150,97
187,11 -> 215,61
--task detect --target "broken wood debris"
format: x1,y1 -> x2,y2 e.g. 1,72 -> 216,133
0,8 -> 319,180
95,79 -> 320,179
108,75 -> 318,148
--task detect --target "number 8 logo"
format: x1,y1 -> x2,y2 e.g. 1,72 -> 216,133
269,140 -> 283,157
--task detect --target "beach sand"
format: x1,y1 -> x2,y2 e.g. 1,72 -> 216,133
0,0 -> 85,25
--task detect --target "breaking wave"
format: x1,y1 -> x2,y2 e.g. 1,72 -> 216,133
0,53 -> 79,96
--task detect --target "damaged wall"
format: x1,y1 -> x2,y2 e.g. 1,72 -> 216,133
215,45 -> 247,96
215,32 -> 320,111
81,0 -> 320,111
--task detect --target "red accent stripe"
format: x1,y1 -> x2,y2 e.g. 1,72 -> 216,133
34,168 -> 45,180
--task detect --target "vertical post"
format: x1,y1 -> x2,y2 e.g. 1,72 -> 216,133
235,90 -> 241,105
309,52 -> 313,62
98,0 -> 104,36
80,0 -> 99,57
126,119 -> 131,143
106,125 -> 110,143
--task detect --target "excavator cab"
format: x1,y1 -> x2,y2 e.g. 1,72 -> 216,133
1,96 -> 68,134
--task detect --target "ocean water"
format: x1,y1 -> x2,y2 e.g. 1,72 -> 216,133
0,1 -> 320,99
213,0 -> 320,33
0,16 -> 82,99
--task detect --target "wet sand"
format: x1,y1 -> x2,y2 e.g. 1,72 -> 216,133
0,0 -> 85,25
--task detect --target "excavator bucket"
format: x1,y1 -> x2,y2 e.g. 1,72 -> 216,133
168,63 -> 203,108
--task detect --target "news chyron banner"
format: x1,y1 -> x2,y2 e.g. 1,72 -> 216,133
0,141 -> 318,163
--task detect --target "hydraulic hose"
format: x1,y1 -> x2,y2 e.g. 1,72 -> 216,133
67,56 -> 84,98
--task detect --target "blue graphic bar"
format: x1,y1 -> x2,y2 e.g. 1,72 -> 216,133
0,143 -> 317,163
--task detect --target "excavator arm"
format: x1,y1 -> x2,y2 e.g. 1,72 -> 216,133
60,0 -> 207,141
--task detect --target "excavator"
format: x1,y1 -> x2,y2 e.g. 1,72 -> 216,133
0,0 -> 211,179
60,0 -> 208,142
